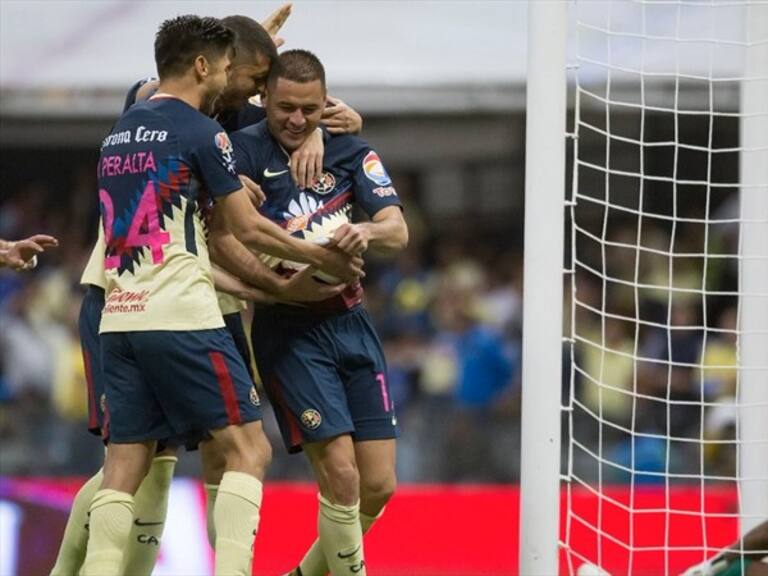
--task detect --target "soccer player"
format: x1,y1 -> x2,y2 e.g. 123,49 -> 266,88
682,520 -> 768,576
79,17 -> 361,576
51,11 -> 362,576
231,49 -> 408,576
0,234 -> 58,270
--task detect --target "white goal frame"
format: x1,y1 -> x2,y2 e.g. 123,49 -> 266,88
519,1 -> 768,574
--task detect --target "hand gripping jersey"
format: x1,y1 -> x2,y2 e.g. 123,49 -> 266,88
231,122 -> 402,313
97,96 -> 242,333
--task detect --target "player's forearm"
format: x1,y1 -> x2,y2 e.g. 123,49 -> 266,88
360,218 -> 408,256
235,214 -> 326,269
209,231 -> 288,294
211,266 -> 276,304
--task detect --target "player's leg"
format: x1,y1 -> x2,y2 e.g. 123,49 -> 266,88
80,441 -> 156,576
200,437 -> 227,547
251,307 -> 366,575
49,467 -> 104,575
82,331 -> 172,576
295,437 -> 396,576
134,327 -> 266,576
209,420 -> 271,576
303,435 -> 366,576
51,286 -> 108,576
120,446 -> 178,576
198,310 -> 255,548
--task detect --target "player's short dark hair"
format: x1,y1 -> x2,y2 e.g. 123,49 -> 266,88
154,15 -> 236,79
220,15 -> 278,66
267,49 -> 326,91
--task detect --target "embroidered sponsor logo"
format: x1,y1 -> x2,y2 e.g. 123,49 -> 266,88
362,150 -> 391,186
372,186 -> 397,198
311,172 -> 336,195
300,409 -> 322,430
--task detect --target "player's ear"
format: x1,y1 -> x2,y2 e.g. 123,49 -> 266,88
194,54 -> 209,79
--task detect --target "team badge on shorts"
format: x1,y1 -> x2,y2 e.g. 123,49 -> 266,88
311,172 -> 336,195
100,393 -> 107,413
249,386 -> 261,407
300,409 -> 322,430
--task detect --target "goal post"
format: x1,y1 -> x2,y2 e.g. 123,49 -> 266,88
737,0 -> 768,538
519,2 -> 568,575
522,1 -> 768,574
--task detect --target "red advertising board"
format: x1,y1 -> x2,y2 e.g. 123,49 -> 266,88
0,478 -> 738,575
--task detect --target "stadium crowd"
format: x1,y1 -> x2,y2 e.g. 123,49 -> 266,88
0,161 -> 740,485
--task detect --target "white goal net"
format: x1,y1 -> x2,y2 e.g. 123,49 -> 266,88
561,1 -> 768,574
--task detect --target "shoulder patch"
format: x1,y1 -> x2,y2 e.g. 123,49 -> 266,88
362,150 -> 392,186
214,131 -> 236,174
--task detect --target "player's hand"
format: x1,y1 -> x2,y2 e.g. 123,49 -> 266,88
239,174 -> 266,207
332,223 -> 369,255
290,128 -> 324,189
322,96 -> 363,135
1,234 -> 58,270
280,266 -> 346,302
261,2 -> 292,47
318,248 -> 365,284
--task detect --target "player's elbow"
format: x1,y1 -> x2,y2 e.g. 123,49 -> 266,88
394,223 -> 409,252
383,221 -> 409,254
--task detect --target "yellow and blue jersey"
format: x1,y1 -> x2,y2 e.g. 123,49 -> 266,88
97,96 -> 242,333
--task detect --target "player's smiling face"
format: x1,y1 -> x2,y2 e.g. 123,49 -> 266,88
264,77 -> 325,152
219,53 -> 271,111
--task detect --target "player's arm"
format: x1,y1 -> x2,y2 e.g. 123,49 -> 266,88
260,2 -> 292,47
332,206 -> 408,257
212,265 -> 276,303
213,188 -> 364,283
208,211 -> 345,301
0,234 -> 59,270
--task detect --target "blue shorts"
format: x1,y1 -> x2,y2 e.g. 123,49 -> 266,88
79,285 -> 256,443
251,304 -> 399,453
101,328 -> 261,444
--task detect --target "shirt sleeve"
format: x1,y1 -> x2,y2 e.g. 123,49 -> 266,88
190,124 -> 243,199
230,131 -> 259,184
122,77 -> 156,112
350,146 -> 402,218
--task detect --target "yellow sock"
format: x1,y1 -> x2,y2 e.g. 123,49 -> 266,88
81,489 -> 135,576
205,483 -> 219,548
318,495 -> 366,576
214,471 -> 263,576
49,468 -> 104,576
121,456 -> 177,576
299,507 -> 383,576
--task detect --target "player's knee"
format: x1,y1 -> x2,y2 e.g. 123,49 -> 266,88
360,472 -> 396,507
323,459 -> 360,505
